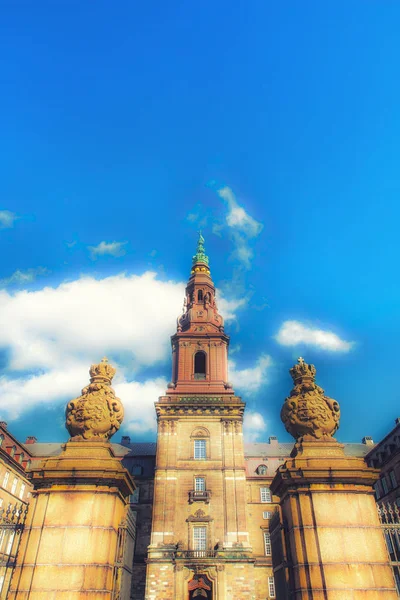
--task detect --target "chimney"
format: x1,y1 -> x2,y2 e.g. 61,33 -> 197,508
0,421 -> 7,430
121,436 -> 131,446
362,436 -> 374,446
25,436 -> 37,444
269,436 -> 278,445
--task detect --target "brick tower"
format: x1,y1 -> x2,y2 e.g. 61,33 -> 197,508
145,235 -> 255,600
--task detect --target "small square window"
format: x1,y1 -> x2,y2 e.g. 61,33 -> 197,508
260,487 -> 272,503
263,511 -> 272,519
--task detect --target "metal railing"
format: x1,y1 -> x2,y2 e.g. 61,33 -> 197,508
377,501 -> 400,595
0,502 -> 28,599
188,490 -> 211,504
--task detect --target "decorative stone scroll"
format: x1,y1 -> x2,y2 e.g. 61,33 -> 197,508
65,357 -> 124,441
281,357 -> 340,442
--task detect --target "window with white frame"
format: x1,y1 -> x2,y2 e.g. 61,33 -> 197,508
268,576 -> 276,598
260,487 -> 272,503
195,477 -> 206,491
11,477 -> 18,495
194,439 -> 206,460
193,526 -> 207,550
19,483 -> 26,500
6,532 -> 15,555
263,511 -> 272,519
263,531 -> 272,556
2,471 -> 9,489
390,470 -> 398,489
382,476 -> 389,495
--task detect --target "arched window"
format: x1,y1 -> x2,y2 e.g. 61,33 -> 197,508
256,464 -> 268,475
197,290 -> 203,302
194,352 -> 206,380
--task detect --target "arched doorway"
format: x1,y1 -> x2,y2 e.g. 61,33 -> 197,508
188,574 -> 213,599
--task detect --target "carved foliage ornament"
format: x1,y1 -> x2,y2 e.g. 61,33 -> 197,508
281,357 -> 340,442
65,357 -> 124,441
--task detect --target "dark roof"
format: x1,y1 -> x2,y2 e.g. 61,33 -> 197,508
24,441 -> 157,458
244,442 -> 374,458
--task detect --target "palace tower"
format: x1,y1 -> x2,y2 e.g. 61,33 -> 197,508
145,235 -> 257,600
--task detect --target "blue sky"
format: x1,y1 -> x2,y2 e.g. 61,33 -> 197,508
1,2 -> 399,445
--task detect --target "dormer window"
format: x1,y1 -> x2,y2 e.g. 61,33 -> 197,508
194,352 -> 206,380
10,446 -> 16,458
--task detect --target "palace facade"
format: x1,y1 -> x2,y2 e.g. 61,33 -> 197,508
0,235 -> 399,600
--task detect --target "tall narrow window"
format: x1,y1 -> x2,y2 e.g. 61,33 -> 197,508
382,476 -> 389,495
390,470 -> 398,489
19,483 -> 26,500
3,471 -> 9,489
260,487 -> 272,503
194,352 -> 206,380
195,477 -> 206,491
264,531 -> 272,556
193,526 -> 207,551
11,477 -> 18,495
197,290 -> 203,302
194,440 -> 206,460
10,446 -> 16,458
0,435 -> 4,447
268,576 -> 276,598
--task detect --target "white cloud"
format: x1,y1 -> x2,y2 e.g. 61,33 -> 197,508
88,240 -> 127,259
115,377 -> 167,434
217,293 -> 247,322
274,320 -> 354,352
217,186 -> 263,268
243,411 -> 267,442
0,267 -> 49,287
0,271 -> 244,431
0,210 -> 19,229
229,354 -> 272,393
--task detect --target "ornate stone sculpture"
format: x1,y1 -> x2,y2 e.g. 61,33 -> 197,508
65,357 -> 124,441
281,357 -> 340,442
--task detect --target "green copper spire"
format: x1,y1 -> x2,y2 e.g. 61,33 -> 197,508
192,231 -> 209,266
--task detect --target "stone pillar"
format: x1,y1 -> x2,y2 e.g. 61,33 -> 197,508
9,358 -> 136,600
271,357 -> 397,600
271,441 -> 397,600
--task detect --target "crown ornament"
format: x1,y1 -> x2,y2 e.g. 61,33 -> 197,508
65,357 -> 124,441
281,357 -> 340,442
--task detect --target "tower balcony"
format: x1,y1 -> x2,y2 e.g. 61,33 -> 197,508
188,490 -> 211,504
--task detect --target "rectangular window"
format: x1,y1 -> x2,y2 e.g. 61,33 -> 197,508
374,481 -> 382,499
195,477 -> 206,491
264,531 -> 272,556
194,440 -> 206,460
390,470 -> 398,489
260,487 -> 272,503
263,511 -> 272,519
0,498 -> 3,508
6,532 -> 15,555
2,472 -> 9,489
11,477 -> 18,495
193,526 -> 207,551
268,576 -> 276,598
382,476 -> 389,495
19,483 -> 25,500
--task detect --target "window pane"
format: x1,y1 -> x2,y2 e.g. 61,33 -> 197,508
194,440 -> 206,460
260,487 -> 272,503
195,477 -> 205,491
193,526 -> 207,550
268,576 -> 276,598
263,511 -> 272,519
264,532 -> 271,556
3,472 -> 9,488
382,477 -> 389,495
390,470 -> 398,489
11,478 -> 18,494
19,484 -> 25,500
